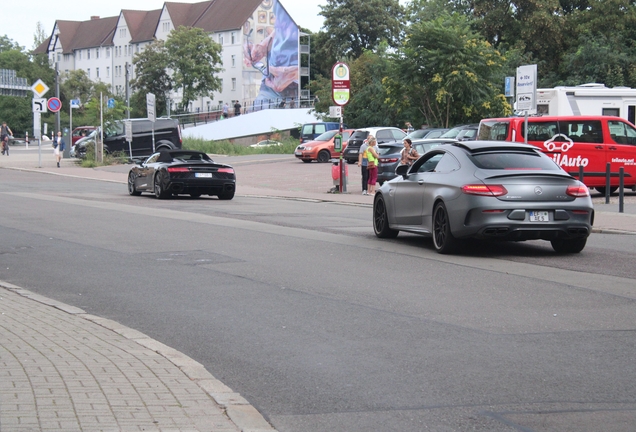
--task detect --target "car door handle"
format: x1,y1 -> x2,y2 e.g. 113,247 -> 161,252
595,146 -> 604,149
608,146 -> 618,150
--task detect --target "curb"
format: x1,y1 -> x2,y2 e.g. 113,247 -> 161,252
0,280 -> 278,432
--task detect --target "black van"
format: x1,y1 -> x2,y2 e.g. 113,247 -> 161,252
74,118 -> 181,158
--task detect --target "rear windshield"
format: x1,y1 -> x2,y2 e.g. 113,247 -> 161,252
470,151 -> 558,170
172,152 -> 212,161
377,145 -> 402,156
350,131 -> 369,140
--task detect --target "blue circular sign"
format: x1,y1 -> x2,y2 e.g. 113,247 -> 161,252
47,97 -> 62,112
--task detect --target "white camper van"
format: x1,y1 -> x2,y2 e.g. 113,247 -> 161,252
535,83 -> 636,124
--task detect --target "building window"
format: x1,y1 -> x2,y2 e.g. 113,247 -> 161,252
64,54 -> 70,62
120,28 -> 127,38
232,78 -> 236,90
219,34 -> 224,45
96,48 -> 99,59
107,67 -> 110,77
231,32 -> 236,44
87,69 -> 90,78
57,53 -> 61,62
124,45 -> 127,56
87,49 -> 90,60
78,50 -> 82,60
231,55 -> 236,67
106,47 -> 110,58
162,22 -> 170,32
96,68 -> 100,78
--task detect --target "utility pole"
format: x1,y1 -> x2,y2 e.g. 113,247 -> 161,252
125,62 -> 130,119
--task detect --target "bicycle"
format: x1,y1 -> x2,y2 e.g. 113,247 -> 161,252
1,137 -> 8,156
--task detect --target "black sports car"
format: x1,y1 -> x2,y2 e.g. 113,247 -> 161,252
127,150 -> 236,200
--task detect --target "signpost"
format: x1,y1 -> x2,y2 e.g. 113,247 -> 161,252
69,99 -> 80,148
147,93 -> 156,152
516,64 -> 538,144
331,63 -> 350,193
31,79 -> 50,168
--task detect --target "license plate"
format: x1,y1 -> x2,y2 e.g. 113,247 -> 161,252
529,211 -> 549,222
295,151 -> 302,156
195,173 -> 212,178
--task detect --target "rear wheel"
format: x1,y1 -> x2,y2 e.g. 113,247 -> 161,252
432,202 -> 459,254
373,195 -> 399,238
551,237 -> 587,254
595,186 -> 618,195
128,172 -> 141,196
218,190 -> 235,200
317,150 -> 331,163
154,173 -> 169,199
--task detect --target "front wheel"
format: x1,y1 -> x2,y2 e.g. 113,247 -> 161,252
432,202 -> 459,254
373,195 -> 399,238
551,237 -> 587,254
317,150 -> 331,163
128,172 -> 141,196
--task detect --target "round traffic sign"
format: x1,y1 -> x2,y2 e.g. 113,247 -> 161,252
47,97 -> 62,113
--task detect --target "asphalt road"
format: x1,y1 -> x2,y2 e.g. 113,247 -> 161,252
1,168 -> 636,431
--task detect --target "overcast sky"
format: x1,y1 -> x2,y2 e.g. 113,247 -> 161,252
3,0 -> 328,50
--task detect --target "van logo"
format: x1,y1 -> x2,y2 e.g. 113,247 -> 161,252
543,134 -> 574,152
534,186 -> 543,195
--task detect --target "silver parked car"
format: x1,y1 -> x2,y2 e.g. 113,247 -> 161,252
373,141 -> 594,254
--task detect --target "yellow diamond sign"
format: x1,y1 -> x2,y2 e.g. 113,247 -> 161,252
31,79 -> 50,98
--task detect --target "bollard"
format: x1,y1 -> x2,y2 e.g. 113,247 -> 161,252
578,165 -> 584,183
619,167 -> 624,213
605,162 -> 611,204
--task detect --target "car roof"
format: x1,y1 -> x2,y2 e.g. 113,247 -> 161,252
355,126 -> 403,132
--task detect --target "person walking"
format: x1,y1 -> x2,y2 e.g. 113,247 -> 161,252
53,131 -> 66,168
234,100 -> 242,116
357,138 -> 370,195
222,103 -> 229,119
366,136 -> 380,195
400,138 -> 419,166
1,121 -> 12,156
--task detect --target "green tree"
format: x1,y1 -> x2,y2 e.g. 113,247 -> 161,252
130,39 -> 172,117
33,22 -> 48,51
164,26 -> 222,112
319,0 -> 404,59
395,13 -> 511,127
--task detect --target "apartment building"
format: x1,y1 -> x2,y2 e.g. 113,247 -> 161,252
34,0 -> 305,115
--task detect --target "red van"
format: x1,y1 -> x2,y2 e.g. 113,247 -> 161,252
478,116 -> 636,194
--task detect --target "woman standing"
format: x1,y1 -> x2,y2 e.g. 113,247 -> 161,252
400,138 -> 419,166
366,136 -> 380,195
53,131 -> 66,168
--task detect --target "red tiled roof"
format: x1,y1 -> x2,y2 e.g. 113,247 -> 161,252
194,0 -> 265,32
122,9 -> 162,43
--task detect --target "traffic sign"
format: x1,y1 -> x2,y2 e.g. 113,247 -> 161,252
47,97 -> 62,113
107,98 -> 115,109
70,99 -> 81,109
33,98 -> 47,113
331,62 -> 350,106
146,93 -> 156,122
31,79 -> 50,98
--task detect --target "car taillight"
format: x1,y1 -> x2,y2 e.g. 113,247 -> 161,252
462,184 -> 508,196
167,167 -> 190,173
566,185 -> 590,197
380,158 -> 399,163
217,168 -> 234,174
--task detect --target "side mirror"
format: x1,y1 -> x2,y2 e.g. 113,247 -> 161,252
395,164 -> 409,178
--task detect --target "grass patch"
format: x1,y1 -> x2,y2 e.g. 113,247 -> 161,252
78,143 -> 130,167
183,137 -> 298,155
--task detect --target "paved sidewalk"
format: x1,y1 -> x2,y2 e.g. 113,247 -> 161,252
1,147 -> 635,431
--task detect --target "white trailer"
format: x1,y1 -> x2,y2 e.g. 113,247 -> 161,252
535,83 -> 636,124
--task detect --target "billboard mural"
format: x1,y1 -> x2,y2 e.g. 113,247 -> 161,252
242,0 -> 299,110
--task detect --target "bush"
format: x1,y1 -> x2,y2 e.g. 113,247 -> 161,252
78,143 -> 129,167
183,137 -> 298,155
